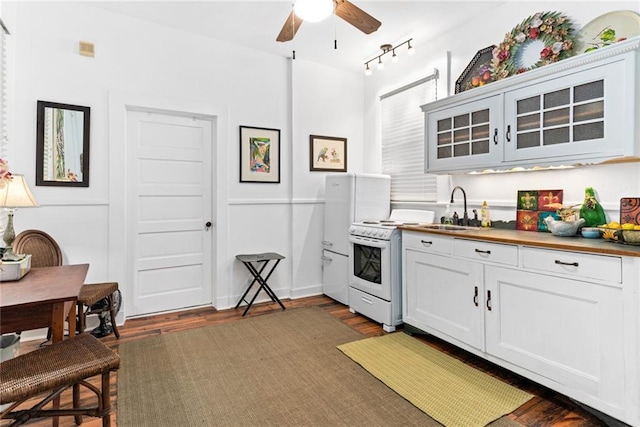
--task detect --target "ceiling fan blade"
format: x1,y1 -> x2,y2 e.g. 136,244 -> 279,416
276,11 -> 303,42
334,0 -> 381,34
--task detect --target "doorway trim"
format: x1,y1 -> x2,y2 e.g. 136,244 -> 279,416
108,90 -> 229,322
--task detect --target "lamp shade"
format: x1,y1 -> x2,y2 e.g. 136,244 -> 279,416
0,175 -> 38,208
294,0 -> 333,22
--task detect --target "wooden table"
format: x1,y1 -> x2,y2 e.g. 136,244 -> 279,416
0,264 -> 89,342
1,264 -> 89,426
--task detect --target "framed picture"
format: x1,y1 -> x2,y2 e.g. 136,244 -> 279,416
455,45 -> 496,94
239,125 -> 280,183
309,135 -> 347,172
36,101 -> 91,187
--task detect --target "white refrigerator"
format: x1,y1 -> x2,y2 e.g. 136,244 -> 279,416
322,173 -> 390,305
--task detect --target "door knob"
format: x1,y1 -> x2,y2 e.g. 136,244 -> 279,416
205,221 -> 212,230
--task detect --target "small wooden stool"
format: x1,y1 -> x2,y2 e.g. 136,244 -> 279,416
0,333 -> 120,426
234,252 -> 286,316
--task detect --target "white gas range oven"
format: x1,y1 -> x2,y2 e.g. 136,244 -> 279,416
348,209 -> 434,332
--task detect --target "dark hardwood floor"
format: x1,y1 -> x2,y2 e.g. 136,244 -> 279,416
11,295 -> 610,426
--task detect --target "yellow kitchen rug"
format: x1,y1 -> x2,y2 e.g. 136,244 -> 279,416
337,332 -> 533,427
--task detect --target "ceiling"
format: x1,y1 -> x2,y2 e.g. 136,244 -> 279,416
88,0 -> 503,74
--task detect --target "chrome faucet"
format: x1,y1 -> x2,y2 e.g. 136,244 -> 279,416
450,186 -> 469,226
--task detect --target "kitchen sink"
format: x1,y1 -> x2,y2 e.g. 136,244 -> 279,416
418,224 -> 471,231
415,224 -> 493,232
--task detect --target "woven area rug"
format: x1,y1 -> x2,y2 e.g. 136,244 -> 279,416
118,307 -> 525,426
338,332 -> 533,427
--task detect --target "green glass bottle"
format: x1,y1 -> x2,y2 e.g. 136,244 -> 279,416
579,187 -> 607,227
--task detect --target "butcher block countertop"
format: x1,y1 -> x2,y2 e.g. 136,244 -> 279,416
399,225 -> 640,258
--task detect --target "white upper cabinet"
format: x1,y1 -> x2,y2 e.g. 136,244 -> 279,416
422,37 -> 639,173
427,95 -> 501,173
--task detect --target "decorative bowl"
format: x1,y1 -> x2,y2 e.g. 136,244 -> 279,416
580,227 -> 601,239
543,216 -> 585,237
599,227 -> 640,245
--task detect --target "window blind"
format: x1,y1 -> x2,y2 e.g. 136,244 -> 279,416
381,73 -> 439,202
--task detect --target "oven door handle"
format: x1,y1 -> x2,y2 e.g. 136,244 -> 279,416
349,235 -> 389,249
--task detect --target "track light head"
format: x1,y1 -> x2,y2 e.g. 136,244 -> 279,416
364,62 -> 372,76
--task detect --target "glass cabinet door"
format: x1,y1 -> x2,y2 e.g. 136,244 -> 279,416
504,60 -> 625,163
426,95 -> 501,173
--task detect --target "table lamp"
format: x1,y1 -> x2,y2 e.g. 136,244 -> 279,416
0,174 -> 38,261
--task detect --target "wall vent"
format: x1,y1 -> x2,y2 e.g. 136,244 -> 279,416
79,41 -> 95,57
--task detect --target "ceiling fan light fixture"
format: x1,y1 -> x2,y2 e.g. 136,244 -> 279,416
294,0 -> 333,23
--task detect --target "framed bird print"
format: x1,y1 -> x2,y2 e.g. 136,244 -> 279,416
310,135 -> 347,172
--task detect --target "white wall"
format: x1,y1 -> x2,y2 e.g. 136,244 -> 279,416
363,1 -> 640,223
3,1 -> 638,328
2,1 -> 365,324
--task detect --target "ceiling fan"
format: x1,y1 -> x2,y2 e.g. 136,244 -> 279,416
276,0 -> 382,42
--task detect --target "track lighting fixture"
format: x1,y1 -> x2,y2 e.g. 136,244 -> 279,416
364,39 -> 414,76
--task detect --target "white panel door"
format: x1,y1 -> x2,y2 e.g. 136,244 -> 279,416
127,110 -> 213,315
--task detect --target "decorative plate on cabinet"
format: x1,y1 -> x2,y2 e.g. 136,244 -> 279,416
574,10 -> 640,54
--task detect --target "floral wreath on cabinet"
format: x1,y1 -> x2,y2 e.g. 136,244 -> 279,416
491,11 -> 575,80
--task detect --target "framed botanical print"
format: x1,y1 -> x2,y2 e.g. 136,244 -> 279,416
239,126 -> 280,183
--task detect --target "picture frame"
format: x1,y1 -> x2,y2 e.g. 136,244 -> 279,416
36,100 -> 90,187
309,135 -> 347,172
239,125 -> 281,183
455,45 -> 496,94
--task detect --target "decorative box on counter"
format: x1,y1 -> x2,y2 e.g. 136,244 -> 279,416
0,254 -> 32,282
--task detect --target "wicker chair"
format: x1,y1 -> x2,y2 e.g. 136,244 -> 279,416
12,230 -> 121,339
0,333 -> 120,426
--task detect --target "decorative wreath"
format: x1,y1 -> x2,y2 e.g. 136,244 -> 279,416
491,11 -> 575,81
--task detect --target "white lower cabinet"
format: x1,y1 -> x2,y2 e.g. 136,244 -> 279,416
484,265 -> 626,420
404,249 -> 484,350
402,231 -> 639,426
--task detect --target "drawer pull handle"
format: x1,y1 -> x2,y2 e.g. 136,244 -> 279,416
473,286 -> 479,307
420,240 -> 433,246
475,249 -> 491,254
506,125 -> 511,142
486,290 -> 492,311
361,296 -> 373,305
493,128 -> 498,145
555,260 -> 579,267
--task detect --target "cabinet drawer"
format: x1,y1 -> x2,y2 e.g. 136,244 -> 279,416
522,246 -> 621,283
453,238 -> 518,266
402,231 -> 452,254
